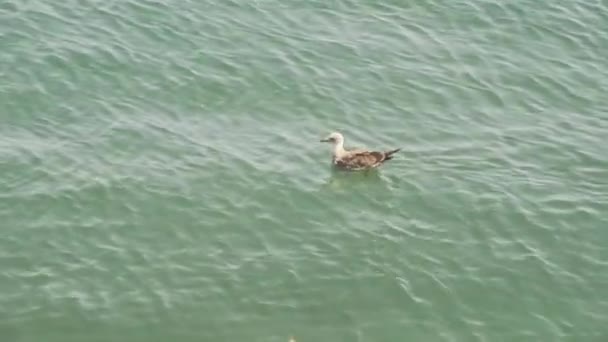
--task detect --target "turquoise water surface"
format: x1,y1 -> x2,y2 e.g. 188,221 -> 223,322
1,1 -> 607,341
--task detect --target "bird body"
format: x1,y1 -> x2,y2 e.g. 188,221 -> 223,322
320,132 -> 400,171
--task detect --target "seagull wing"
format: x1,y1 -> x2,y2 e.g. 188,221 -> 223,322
336,151 -> 386,170
335,149 -> 401,170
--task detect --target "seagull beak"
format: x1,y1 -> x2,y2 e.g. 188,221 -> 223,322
320,138 -> 329,142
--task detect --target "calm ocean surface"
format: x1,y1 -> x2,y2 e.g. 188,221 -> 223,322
1,0 -> 607,341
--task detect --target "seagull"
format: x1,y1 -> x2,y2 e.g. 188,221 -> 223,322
320,131 -> 400,171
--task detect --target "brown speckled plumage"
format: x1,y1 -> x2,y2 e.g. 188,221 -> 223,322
321,131 -> 400,171
335,149 -> 400,170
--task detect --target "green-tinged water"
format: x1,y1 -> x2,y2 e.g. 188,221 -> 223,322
1,0 -> 607,341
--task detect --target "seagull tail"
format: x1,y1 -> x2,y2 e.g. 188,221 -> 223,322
384,148 -> 401,161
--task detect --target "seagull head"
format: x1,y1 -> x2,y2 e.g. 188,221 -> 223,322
320,132 -> 344,145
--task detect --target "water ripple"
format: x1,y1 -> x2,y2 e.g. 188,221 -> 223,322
1,0 -> 608,341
